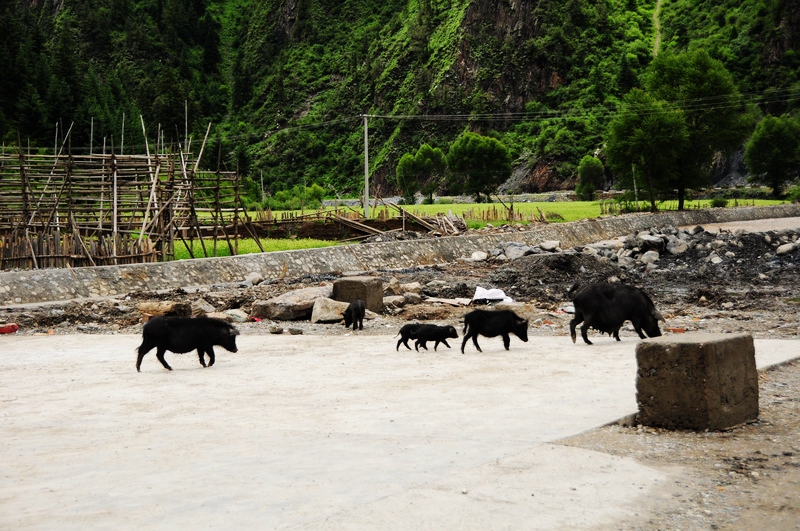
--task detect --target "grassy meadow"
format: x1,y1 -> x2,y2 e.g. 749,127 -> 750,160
176,197 -> 788,258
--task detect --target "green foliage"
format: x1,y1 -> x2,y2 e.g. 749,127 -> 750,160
644,49 -> 754,208
395,153 -> 419,204
606,89 -> 690,211
446,131 -> 512,202
787,186 -> 800,203
1,0 -> 795,204
395,143 -> 446,204
174,237 -> 341,260
709,197 -> 729,208
745,114 -> 800,197
575,155 -> 604,200
266,183 -> 326,211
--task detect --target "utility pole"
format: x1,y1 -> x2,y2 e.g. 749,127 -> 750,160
363,114 -> 369,219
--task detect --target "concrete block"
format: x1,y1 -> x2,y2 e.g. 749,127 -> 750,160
635,333 -> 758,430
332,276 -> 384,313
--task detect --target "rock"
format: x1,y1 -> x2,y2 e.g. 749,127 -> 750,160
385,277 -> 402,295
502,242 -> 534,260
640,250 -> 660,264
776,242 -> 797,256
190,299 -> 216,317
251,285 -> 333,320
206,311 -> 232,321
539,240 -> 561,252
710,255 -> 724,264
403,292 -> 422,305
137,301 -> 192,318
333,276 -> 384,313
666,240 -> 689,256
244,271 -> 264,285
471,251 -> 488,261
400,282 -> 422,294
224,309 -> 249,322
637,234 -> 665,253
383,295 -> 405,309
310,297 -> 349,323
269,326 -> 283,334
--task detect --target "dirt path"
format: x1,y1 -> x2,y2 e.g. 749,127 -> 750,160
653,0 -> 663,56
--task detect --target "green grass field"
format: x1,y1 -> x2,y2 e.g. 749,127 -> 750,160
178,198 -> 788,258
332,198 -> 786,224
173,237 -> 342,260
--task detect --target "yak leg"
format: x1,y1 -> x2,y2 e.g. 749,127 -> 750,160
580,323 -> 594,345
206,346 -> 216,367
502,333 -> 511,350
471,334 -> 483,353
569,313 -> 584,344
196,348 -> 207,367
156,347 -> 173,371
461,331 -> 482,353
136,341 -> 154,372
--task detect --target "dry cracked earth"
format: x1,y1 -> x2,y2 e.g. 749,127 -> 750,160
2,219 -> 800,529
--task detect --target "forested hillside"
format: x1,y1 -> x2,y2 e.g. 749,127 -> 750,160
1,0 -> 798,203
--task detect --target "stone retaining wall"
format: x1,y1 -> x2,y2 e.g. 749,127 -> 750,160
2,204 -> 799,307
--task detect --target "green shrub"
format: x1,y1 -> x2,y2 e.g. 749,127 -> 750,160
787,186 -> 800,203
710,197 -> 729,208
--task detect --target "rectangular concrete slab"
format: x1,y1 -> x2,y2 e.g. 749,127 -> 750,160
636,333 -> 759,430
0,333 -> 798,529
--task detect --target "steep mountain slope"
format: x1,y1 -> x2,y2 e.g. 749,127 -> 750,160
1,0 -> 797,198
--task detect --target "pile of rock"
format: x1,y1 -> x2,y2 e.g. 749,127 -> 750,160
470,240 -> 562,261
586,225 -> 800,272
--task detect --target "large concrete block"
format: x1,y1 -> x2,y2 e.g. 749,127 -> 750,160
332,276 -> 384,313
635,333 -> 758,430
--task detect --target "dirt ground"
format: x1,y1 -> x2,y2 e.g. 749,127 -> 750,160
2,216 -> 799,529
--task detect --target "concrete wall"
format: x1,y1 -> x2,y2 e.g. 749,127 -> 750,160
2,204 -> 799,307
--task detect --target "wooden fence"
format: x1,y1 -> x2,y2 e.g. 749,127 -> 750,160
0,230 -> 156,269
0,149 -> 251,269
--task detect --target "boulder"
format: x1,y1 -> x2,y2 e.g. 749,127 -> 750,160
639,250 -> 660,264
190,299 -> 216,317
137,301 -> 191,318
385,277 -> 403,296
403,292 -> 422,305
251,285 -> 333,320
244,271 -> 264,285
400,282 -> 422,294
666,239 -> 689,256
332,276 -> 384,313
310,297 -> 350,323
383,295 -> 406,309
471,251 -> 488,261
539,240 -> 561,252
206,311 -> 232,322
224,309 -> 249,322
637,233 -> 665,253
776,242 -> 797,256
311,297 -> 379,324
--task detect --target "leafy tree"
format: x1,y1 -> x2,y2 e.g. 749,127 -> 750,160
744,115 -> 800,197
644,50 -> 753,209
606,89 -> 690,212
414,144 -> 446,203
395,143 -> 446,204
575,155 -> 604,200
395,153 -> 418,204
446,131 -> 512,202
